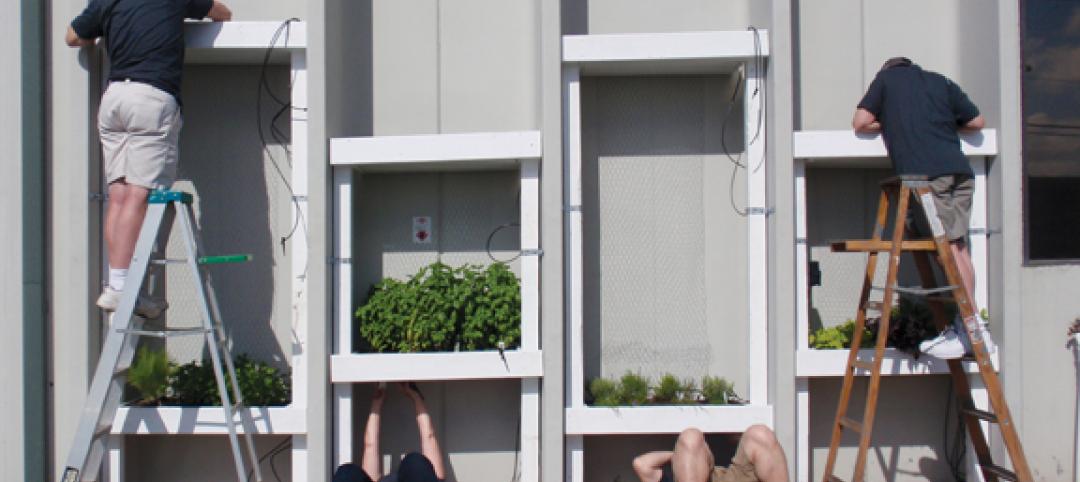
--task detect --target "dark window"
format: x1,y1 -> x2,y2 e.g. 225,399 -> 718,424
1022,0 -> 1080,261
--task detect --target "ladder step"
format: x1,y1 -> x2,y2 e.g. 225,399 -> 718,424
151,257 -> 189,265
981,464 -> 1018,481
826,476 -> 846,482
116,327 -> 211,338
147,190 -> 193,204
863,301 -> 884,312
851,360 -> 875,372
872,285 -> 958,296
962,407 -> 999,423
831,239 -> 937,252
839,417 -> 863,433
199,254 -> 253,265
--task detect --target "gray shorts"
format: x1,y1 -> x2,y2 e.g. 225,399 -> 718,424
98,80 -> 182,190
913,174 -> 974,241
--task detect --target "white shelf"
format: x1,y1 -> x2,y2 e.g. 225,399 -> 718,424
796,348 -> 999,378
112,406 -> 306,435
562,30 -> 769,75
184,20 -> 306,64
565,405 -> 773,435
793,129 -> 997,165
331,350 -> 544,383
330,131 -> 542,170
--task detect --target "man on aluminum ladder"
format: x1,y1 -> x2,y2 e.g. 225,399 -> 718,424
66,0 -> 232,317
852,56 -> 992,359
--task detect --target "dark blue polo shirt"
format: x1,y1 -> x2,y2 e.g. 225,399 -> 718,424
857,64 -> 980,178
71,0 -> 214,103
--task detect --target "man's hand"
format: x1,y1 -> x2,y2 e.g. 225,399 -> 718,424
207,0 -> 232,21
65,25 -> 95,48
370,384 -> 386,411
852,108 -> 881,133
960,115 -> 985,133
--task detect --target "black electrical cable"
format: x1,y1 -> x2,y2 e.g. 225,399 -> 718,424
486,223 -> 521,263
722,26 -> 768,217
246,436 -> 292,482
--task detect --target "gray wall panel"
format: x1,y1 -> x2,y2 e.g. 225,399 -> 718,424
372,1 -> 440,135
212,0 -> 306,21
585,0 -> 752,34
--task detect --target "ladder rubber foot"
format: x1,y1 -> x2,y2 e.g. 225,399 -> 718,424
961,407 -> 999,423
981,463 -> 1018,481
839,416 -> 863,433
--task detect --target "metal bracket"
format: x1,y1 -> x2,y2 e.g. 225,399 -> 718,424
969,227 -> 1000,236
89,192 -> 108,202
521,249 -> 544,257
327,256 -> 352,265
564,205 -> 582,213
746,207 -> 775,216
292,195 -> 309,202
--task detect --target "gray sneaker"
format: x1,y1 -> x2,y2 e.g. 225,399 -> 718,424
96,287 -> 168,319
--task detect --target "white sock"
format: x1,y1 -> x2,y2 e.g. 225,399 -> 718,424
109,268 -> 128,291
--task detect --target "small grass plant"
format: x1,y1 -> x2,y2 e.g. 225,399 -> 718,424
586,372 -> 741,406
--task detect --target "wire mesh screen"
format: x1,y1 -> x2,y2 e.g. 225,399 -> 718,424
581,74 -> 749,394
150,65 -> 294,370
806,167 -> 925,336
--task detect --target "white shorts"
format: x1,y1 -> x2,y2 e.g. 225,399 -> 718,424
98,80 -> 182,190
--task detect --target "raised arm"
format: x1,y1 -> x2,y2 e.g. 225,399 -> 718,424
852,108 -> 881,133
632,451 -> 673,482
65,25 -> 95,47
401,383 -> 445,480
360,386 -> 386,481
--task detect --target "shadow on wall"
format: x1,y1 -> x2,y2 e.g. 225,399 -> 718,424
173,64 -> 291,371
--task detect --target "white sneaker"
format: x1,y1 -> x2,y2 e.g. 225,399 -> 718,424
919,326 -> 966,359
96,287 -> 168,319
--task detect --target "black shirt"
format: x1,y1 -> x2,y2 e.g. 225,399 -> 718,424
71,0 -> 214,103
857,64 -> 980,178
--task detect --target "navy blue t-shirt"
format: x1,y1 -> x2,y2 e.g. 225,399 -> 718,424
71,0 -> 214,103
857,64 -> 980,178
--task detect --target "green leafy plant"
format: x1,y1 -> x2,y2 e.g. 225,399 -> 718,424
588,378 -> 620,406
127,347 -> 173,404
653,374 -> 684,404
168,355 -> 290,406
701,376 -> 736,404
810,319 -> 875,349
356,262 -> 521,353
618,372 -> 650,406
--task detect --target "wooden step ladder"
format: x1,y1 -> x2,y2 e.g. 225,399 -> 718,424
821,176 -> 1032,482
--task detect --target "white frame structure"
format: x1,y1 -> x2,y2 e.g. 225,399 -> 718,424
791,129 -> 997,482
328,130 -> 543,482
561,30 -> 771,482
104,20 -> 309,482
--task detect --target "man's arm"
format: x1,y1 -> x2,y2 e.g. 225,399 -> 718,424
207,0 -> 232,21
632,451 -> 673,482
360,386 -> 386,480
960,114 -> 985,133
852,108 -> 881,133
65,25 -> 95,47
401,383 -> 446,480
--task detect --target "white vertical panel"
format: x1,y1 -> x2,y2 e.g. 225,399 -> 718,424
564,67 -> 585,409
292,435 -> 308,482
105,436 -> 124,482
567,435 -> 584,482
966,377 -> 989,482
333,166 -> 353,466
795,160 -> 808,349
520,159 -> 540,351
796,378 -> 809,482
520,379 -> 540,482
970,157 -> 988,310
744,61 -> 768,405
290,50 -> 309,409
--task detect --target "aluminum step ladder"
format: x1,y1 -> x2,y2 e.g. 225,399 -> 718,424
822,176 -> 1032,482
62,190 -> 262,482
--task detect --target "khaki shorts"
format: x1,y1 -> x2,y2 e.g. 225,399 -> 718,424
922,175 -> 974,241
710,442 -> 759,482
98,80 -> 182,190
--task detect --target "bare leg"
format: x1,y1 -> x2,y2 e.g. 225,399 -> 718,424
738,425 -> 789,482
671,428 -> 715,482
105,181 -> 150,270
950,239 -> 976,309
401,383 -> 445,480
360,386 -> 385,480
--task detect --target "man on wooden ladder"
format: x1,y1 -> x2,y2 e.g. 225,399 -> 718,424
852,56 -> 992,359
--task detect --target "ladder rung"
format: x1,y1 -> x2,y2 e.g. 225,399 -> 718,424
962,407 -> 999,423
839,416 -> 863,433
831,239 -> 937,252
826,475 -> 846,482
851,360 -> 875,372
981,464 -> 1018,481
863,301 -> 884,312
116,327 -> 211,338
873,285 -> 958,296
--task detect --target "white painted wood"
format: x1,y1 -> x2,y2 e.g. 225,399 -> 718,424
567,436 -> 584,482
105,436 -> 123,482
792,129 -> 998,160
184,21 -> 307,50
795,161 -> 809,350
289,50 -> 309,412
333,167 -> 354,467
330,131 -> 542,166
971,158 -> 989,309
966,377 -> 990,482
111,407 -> 306,435
565,405 -> 774,435
564,66 -> 585,410
292,436 -> 308,482
563,30 -> 769,64
796,379 -> 809,482
745,60 -> 768,406
330,351 -> 544,383
795,349 -> 999,377
521,160 -> 540,352
520,379 -> 540,482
